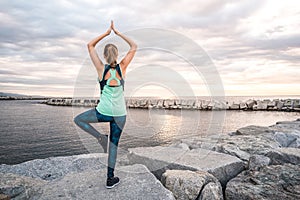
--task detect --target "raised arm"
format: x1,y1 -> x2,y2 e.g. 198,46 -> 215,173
87,26 -> 111,78
111,21 -> 137,75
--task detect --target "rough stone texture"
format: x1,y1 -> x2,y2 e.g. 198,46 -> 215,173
0,154 -> 175,200
0,173 -> 46,199
266,147 -> 300,165
199,181 -> 223,200
0,193 -> 10,200
273,131 -> 300,147
214,143 -> 251,162
162,170 -> 223,200
128,146 -> 244,187
0,153 -> 107,181
235,125 -> 274,135
35,164 -> 175,200
247,155 -> 270,171
225,164 -> 300,200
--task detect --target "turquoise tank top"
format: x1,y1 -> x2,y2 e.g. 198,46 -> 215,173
96,67 -> 127,116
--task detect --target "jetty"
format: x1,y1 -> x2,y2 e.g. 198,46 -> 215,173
42,97 -> 300,111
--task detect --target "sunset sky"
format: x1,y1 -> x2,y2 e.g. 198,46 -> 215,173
0,0 -> 299,97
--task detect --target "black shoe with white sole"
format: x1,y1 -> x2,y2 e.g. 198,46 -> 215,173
106,177 -> 120,189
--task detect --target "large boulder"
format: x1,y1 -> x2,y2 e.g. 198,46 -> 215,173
272,131 -> 300,147
0,154 -> 175,200
162,170 -> 223,200
128,146 -> 244,187
225,163 -> 300,200
0,153 -> 107,181
35,164 -> 175,200
266,147 -> 300,165
235,125 -> 274,135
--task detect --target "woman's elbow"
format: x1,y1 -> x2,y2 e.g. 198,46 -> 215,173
87,43 -> 94,51
131,43 -> 138,50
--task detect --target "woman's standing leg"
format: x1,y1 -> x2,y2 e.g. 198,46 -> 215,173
73,108 -> 109,152
107,115 -> 126,178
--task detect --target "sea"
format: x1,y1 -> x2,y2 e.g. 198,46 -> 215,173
1,96 -> 300,165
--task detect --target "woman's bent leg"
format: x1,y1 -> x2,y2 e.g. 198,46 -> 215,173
73,108 -> 110,152
73,108 -> 103,138
107,115 -> 126,178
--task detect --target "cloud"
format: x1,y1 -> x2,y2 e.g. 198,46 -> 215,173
0,0 -> 299,97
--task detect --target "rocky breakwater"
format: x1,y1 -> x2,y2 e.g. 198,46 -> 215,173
43,97 -> 300,112
155,118 -> 299,200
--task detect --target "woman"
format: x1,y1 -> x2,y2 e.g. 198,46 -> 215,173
74,20 -> 137,189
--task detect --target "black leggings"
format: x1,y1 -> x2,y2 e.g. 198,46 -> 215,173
74,107 -> 126,178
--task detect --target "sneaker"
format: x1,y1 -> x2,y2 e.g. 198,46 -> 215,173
106,177 -> 120,189
98,135 -> 108,153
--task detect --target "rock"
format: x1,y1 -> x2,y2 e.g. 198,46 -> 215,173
235,125 -> 273,135
266,147 -> 300,165
157,99 -> 164,108
289,138 -> 300,148
215,143 -> 251,161
247,155 -> 270,171
207,101 -> 215,110
256,100 -> 268,110
201,100 -> 210,109
163,99 -> 174,108
0,173 -> 46,199
225,164 -> 300,200
128,146 -> 244,187
267,100 -> 276,109
273,131 -> 300,147
187,100 -> 195,109
294,99 -> 300,108
162,170 -> 223,200
181,126 -> 280,160
284,99 -> 294,109
194,100 -> 202,109
239,102 -> 247,110
213,100 -> 227,110
245,99 -> 255,109
229,101 -> 239,110
0,154 -> 175,200
0,194 -> 10,200
35,164 -> 175,200
200,181 -> 223,200
0,153 -> 107,181
277,100 -> 284,110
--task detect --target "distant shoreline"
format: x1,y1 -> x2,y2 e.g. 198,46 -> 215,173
39,97 -> 300,112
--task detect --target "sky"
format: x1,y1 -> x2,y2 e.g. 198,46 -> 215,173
0,0 -> 299,98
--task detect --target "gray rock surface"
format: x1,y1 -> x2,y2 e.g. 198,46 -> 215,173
0,153 -> 107,181
200,181 -> 223,200
225,163 -> 300,200
273,131 -> 300,147
128,146 -> 244,186
0,154 -> 175,200
0,173 -> 46,200
35,164 -> 175,200
266,147 -> 300,165
247,155 -> 270,171
235,125 -> 273,135
162,170 -> 223,200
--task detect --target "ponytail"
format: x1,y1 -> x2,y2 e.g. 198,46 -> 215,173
104,44 -> 118,67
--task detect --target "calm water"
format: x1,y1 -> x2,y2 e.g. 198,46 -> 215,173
1,98 -> 300,164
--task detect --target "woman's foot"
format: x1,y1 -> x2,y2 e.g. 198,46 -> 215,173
106,177 -> 120,189
97,135 -> 108,153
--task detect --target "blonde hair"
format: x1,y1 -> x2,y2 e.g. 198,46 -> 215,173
104,43 -> 118,67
